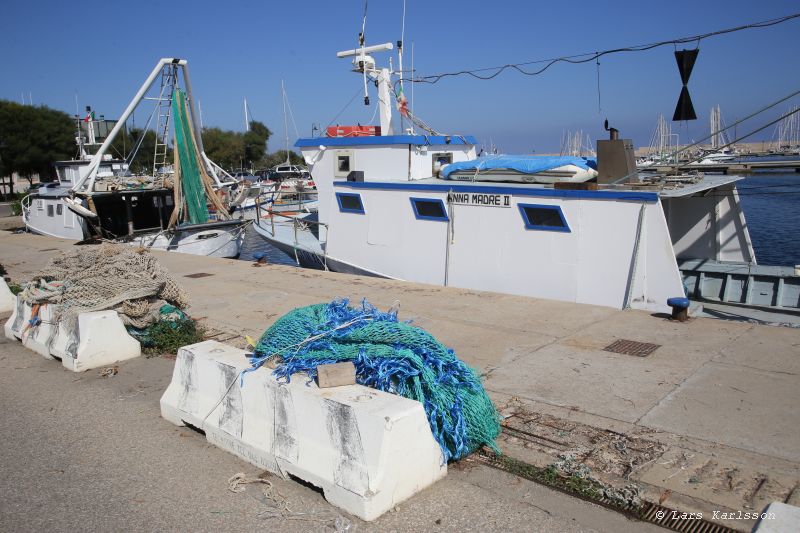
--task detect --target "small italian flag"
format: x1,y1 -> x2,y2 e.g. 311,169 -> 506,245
396,87 -> 408,117
84,110 -> 95,122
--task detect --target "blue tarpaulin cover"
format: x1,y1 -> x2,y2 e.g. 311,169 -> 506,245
442,155 -> 597,179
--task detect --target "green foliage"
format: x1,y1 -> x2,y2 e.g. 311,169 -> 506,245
261,149 -> 304,169
140,318 -> 204,355
108,127 -> 164,174
0,100 -> 75,182
201,120 -> 271,171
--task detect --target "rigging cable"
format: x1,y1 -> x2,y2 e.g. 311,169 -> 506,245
401,13 -> 800,84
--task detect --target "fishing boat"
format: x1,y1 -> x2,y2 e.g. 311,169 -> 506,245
252,33 -> 799,315
22,58 -> 247,258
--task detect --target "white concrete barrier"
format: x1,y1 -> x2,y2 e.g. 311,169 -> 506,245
161,340 -> 446,521
4,296 -> 141,372
22,303 -> 57,359
60,311 -> 141,372
0,278 -> 14,314
4,295 -> 29,340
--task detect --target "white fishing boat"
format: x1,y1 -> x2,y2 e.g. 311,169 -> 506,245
22,58 -> 247,258
253,30 -> 798,315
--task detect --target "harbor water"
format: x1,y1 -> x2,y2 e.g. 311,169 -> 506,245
239,171 -> 800,269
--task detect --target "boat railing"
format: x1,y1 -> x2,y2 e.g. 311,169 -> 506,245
20,194 -> 32,223
254,197 -> 327,242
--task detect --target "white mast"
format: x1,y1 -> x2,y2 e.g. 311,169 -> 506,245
244,98 -> 250,132
337,42 -> 395,135
281,80 -> 290,164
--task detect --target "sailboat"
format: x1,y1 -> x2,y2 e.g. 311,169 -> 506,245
22,58 -> 247,258
697,105 -> 737,164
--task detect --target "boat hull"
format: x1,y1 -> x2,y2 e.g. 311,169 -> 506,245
123,220 -> 247,258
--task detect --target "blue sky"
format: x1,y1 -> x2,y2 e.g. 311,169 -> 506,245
1,0 -> 798,153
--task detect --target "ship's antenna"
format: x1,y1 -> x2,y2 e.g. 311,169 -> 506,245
398,0 -> 406,132
360,0 -> 369,105
410,41 -> 415,134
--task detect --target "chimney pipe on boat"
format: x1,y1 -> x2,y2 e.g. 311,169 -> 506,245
597,119 -> 636,183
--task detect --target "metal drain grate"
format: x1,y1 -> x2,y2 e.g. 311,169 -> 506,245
603,339 -> 661,357
184,272 -> 214,279
472,451 -> 739,533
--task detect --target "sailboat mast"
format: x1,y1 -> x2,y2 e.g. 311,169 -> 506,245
244,98 -> 250,132
282,80 -> 290,165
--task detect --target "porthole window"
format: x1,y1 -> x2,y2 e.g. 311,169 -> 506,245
518,204 -> 570,232
47,204 -> 54,217
336,192 -> 365,214
56,203 -> 63,216
410,197 -> 449,222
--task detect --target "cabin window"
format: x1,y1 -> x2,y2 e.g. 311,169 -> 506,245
432,152 -> 453,175
410,197 -> 449,221
46,204 -> 54,217
518,204 -> 570,232
56,204 -> 63,216
336,192 -> 365,214
334,150 -> 354,178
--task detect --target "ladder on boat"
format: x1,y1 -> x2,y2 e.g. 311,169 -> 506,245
152,65 -> 179,175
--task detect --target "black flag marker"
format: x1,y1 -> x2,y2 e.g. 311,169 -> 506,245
672,49 -> 698,121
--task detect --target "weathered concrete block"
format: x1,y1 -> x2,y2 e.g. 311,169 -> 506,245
60,311 -> 141,372
317,361 -> 357,388
4,295 -> 28,341
22,303 -> 57,359
0,278 -> 14,315
160,340 -> 446,521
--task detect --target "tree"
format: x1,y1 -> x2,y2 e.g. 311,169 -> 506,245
201,121 -> 271,171
202,127 -> 246,170
108,127 -> 162,174
261,149 -> 304,169
0,100 -> 75,186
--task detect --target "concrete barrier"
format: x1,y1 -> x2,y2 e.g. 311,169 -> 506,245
0,278 -> 14,314
22,303 -> 57,359
4,296 -> 141,371
161,340 -> 446,521
4,295 -> 29,340
60,311 -> 141,372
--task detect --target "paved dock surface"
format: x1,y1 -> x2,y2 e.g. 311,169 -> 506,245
2,229 -> 799,531
0,338 -> 659,532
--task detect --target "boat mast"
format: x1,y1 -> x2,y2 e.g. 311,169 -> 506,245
282,80 -> 291,165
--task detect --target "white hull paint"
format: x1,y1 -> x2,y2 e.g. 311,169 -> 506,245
24,194 -> 245,258
124,221 -> 247,258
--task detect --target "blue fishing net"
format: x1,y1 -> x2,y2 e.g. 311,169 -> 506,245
249,298 -> 500,461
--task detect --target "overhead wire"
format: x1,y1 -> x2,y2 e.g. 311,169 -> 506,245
402,13 -> 800,84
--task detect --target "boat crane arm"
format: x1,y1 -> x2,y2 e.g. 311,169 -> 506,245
73,58 -> 185,193
73,58 -> 232,192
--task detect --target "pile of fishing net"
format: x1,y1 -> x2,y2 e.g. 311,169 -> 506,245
20,244 -> 190,334
249,298 -> 500,461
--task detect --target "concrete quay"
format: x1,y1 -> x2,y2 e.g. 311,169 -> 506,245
2,229 -> 799,531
